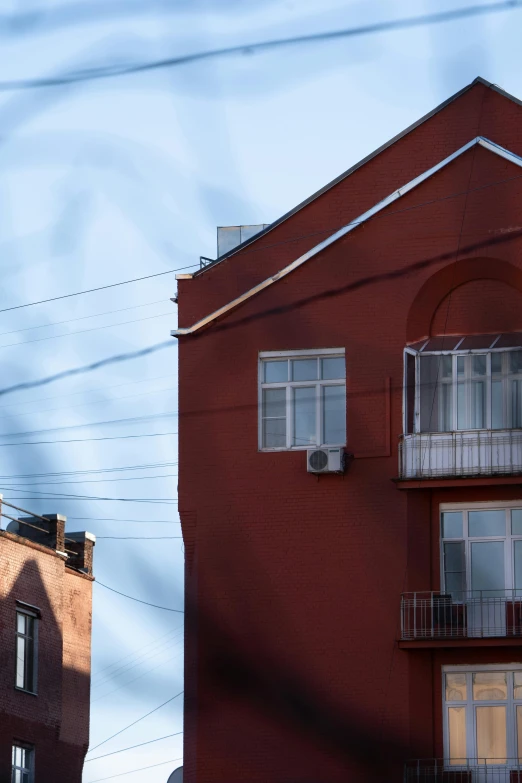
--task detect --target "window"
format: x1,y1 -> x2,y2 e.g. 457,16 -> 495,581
404,336 -> 522,433
12,744 -> 34,783
441,504 -> 522,599
259,350 -> 346,449
444,666 -> 522,766
15,609 -> 37,693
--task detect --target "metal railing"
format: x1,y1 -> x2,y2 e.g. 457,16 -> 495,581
401,591 -> 522,640
405,759 -> 522,781
398,430 -> 522,479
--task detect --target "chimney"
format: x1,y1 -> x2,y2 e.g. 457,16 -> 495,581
65,531 -> 96,576
15,513 -> 66,553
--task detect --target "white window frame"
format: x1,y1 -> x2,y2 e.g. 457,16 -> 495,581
440,501 -> 522,596
15,607 -> 38,695
443,664 -> 522,767
11,743 -> 35,783
259,349 -> 346,451
403,345 -> 522,434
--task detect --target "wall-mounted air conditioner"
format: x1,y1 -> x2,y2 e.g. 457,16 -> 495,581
307,448 -> 344,474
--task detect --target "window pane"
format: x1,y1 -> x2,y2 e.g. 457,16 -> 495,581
293,387 -> 316,446
16,614 -> 25,634
444,542 -> 465,597
442,512 -> 463,539
440,383 -> 452,432
264,360 -> 287,383
492,379 -> 503,430
476,705 -> 507,764
457,356 -> 465,376
446,673 -> 467,701
514,673 -> 522,699
512,510 -> 522,536
471,541 -> 505,596
16,637 -> 25,688
441,355 -> 452,378
263,388 -> 285,419
492,353 -> 502,373
323,385 -> 345,445
518,705 -> 522,763
321,357 -> 345,380
419,355 -> 447,432
263,419 -> 285,448
471,381 -> 485,428
292,359 -> 317,381
405,352 -> 416,435
515,541 -> 522,596
511,351 -> 522,374
457,382 -> 466,430
513,380 -> 522,428
448,707 -> 467,765
468,510 -> 505,537
473,672 -> 507,700
473,355 -> 487,376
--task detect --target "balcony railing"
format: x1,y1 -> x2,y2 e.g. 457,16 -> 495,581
405,759 -> 522,782
401,591 -> 522,640
399,430 -> 522,479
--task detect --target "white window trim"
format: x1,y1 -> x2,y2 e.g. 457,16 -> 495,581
15,608 -> 38,696
440,501 -> 522,596
442,664 -> 522,768
258,349 -> 346,451
11,743 -> 35,783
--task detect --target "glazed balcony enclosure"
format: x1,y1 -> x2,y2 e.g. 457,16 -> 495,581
400,335 -> 522,479
405,759 -> 522,782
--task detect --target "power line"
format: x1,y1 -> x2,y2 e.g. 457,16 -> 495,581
0,2 -> 519,92
1,487 -> 178,502
69,517 -> 177,524
0,430 -> 179,447
96,535 -> 182,539
87,757 -> 183,783
0,264 -> 194,315
92,648 -> 184,704
0,473 -> 178,486
92,623 -> 183,682
0,459 -> 178,479
87,692 -> 183,752
0,409 -> 179,439
95,580 -> 184,613
84,732 -> 183,763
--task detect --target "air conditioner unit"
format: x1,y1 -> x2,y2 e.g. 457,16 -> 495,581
307,447 -> 344,474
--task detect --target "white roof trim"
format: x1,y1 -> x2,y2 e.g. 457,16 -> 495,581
173,137 -> 522,336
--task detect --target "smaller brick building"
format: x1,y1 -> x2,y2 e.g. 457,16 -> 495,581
0,500 -> 95,783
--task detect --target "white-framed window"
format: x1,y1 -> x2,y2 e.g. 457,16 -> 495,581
259,349 -> 346,450
441,502 -> 522,598
11,743 -> 34,783
444,665 -> 522,766
15,607 -> 38,694
403,335 -> 522,434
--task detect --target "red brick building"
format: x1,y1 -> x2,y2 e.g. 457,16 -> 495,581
0,503 -> 95,783
175,77 -> 522,782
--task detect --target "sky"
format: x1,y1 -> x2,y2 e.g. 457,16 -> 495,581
0,0 -> 521,781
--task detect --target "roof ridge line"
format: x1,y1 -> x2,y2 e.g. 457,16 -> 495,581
174,136 -> 522,336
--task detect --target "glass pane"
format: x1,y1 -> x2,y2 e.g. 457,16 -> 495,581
440,383 -> 452,431
515,541 -> 522,596
323,385 -> 345,445
405,353 -> 415,435
446,673 -> 467,701
473,672 -> 507,700
457,356 -> 465,375
514,673 -> 522,699
442,512 -> 463,539
263,388 -> 285,419
471,541 -> 505,596
511,351 -> 522,374
263,418 -> 285,448
264,360 -> 287,383
16,614 -> 25,634
471,381 -> 485,428
292,359 -> 317,381
14,771 -> 22,783
476,705 -> 507,764
419,355 -> 447,433
293,387 -> 316,446
468,510 -> 505,537
445,571 -> 466,597
473,355 -> 487,376
448,707 -> 467,765
441,354 -> 453,378
457,382 -> 466,430
492,380 -> 503,430
321,357 -> 345,380
444,542 -> 465,597
492,353 -> 502,373
513,510 -> 522,536
513,380 -> 522,428
16,637 -> 25,688
518,705 -> 522,762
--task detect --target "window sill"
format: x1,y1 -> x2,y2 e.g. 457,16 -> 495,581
259,444 -> 346,453
14,687 -> 37,697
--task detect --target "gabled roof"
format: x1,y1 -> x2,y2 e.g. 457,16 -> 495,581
181,77 -> 522,278
174,136 -> 522,336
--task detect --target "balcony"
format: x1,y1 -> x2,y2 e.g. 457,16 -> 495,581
405,759 -> 522,782
398,430 -> 522,480
401,591 -> 522,641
